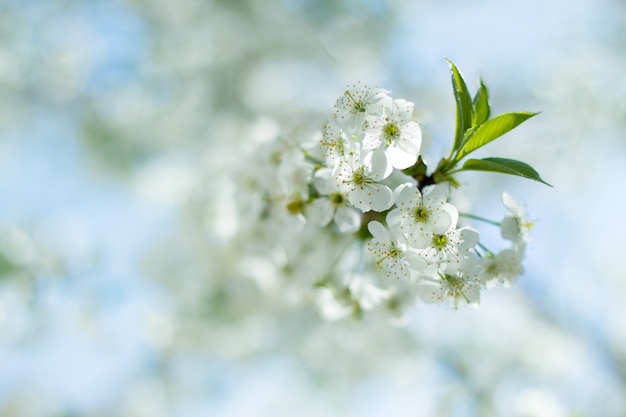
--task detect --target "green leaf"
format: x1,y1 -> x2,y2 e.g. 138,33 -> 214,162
401,155 -> 428,177
461,157 -> 552,186
447,59 -> 474,152
458,112 -> 539,158
472,79 -> 490,126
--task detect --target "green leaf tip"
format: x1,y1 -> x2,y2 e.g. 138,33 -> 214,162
472,79 -> 490,126
446,58 -> 474,153
458,111 -> 540,158
461,157 -> 552,187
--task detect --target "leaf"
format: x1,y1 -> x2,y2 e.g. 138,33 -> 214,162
472,79 -> 490,126
446,59 -> 474,152
461,157 -> 552,186
458,112 -> 539,158
401,155 -> 427,177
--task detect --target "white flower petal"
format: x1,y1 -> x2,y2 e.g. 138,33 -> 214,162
422,183 -> 450,203
500,216 -> 520,241
304,198 -> 334,226
364,149 -> 392,180
404,250 -> 428,272
313,168 -> 337,195
379,257 -> 411,280
393,183 -> 419,206
367,220 -> 389,242
445,203 -> 459,228
408,230 -> 432,249
386,143 -> 417,169
458,228 -> 479,253
431,208 -> 453,234
401,121 -> 422,142
357,183 -> 393,212
334,206 -> 361,233
502,192 -> 523,216
385,208 -> 403,228
418,279 -> 446,304
362,133 -> 382,151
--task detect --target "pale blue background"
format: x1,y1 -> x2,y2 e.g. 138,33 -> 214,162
0,0 -> 624,415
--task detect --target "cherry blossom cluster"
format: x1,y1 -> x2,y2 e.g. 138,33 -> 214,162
316,86 -> 529,307
242,64 -> 547,315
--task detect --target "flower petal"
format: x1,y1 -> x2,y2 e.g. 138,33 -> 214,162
386,143 -> 417,169
334,206 -> 362,233
304,198 -> 334,226
368,186 -> 394,212
313,167 -> 337,195
367,220 -> 389,242
364,149 -> 392,180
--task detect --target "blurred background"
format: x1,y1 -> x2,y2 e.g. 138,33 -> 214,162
0,0 -> 625,416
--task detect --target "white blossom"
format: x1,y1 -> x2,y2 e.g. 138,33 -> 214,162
480,245 -> 526,287
304,167 -> 362,233
501,192 -> 533,244
333,84 -> 392,132
335,149 -> 393,212
363,98 -> 423,169
320,117 -> 354,167
418,258 -> 482,308
417,226 -> 479,270
386,183 -> 457,248
367,221 -> 426,280
239,82 -> 539,320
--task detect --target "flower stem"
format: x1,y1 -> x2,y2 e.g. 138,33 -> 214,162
302,150 -> 323,165
477,241 -> 494,256
459,212 -> 500,226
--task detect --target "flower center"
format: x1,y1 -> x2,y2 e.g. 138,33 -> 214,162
432,234 -> 448,251
382,122 -> 400,146
485,260 -> 500,276
376,243 -> 402,267
286,198 -> 305,215
352,101 -> 366,114
344,90 -> 367,114
351,168 -> 367,187
442,273 -> 459,285
330,192 -> 345,205
388,244 -> 402,259
442,273 -> 471,304
522,219 -> 534,231
413,205 -> 430,223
